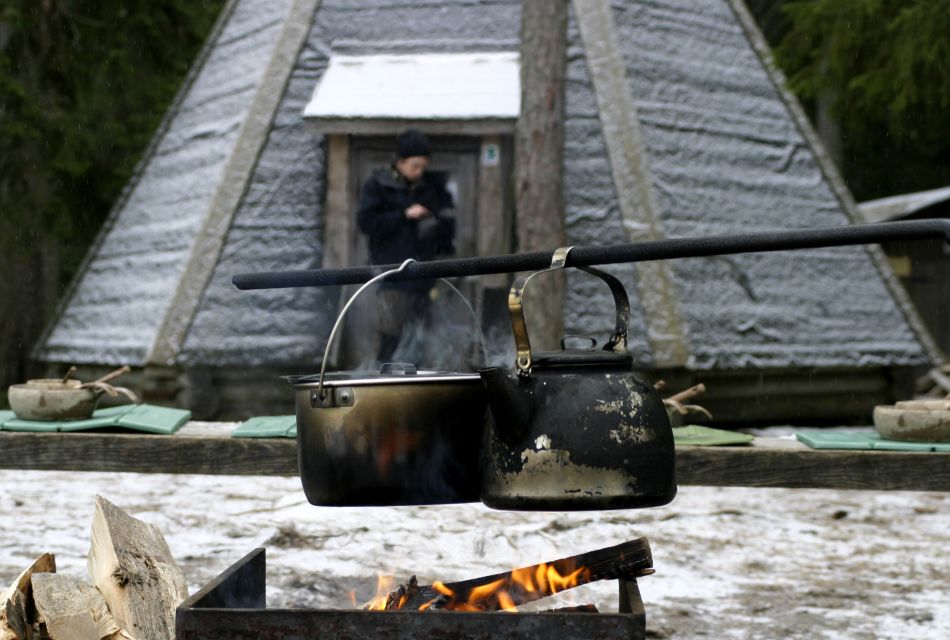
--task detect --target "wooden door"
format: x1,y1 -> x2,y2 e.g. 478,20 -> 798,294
341,136 -> 482,369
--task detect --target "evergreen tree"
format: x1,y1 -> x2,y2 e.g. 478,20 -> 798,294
775,0 -> 950,200
0,0 -> 224,394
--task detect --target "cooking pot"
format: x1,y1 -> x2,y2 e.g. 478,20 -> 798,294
479,248 -> 675,510
289,260 -> 487,506
7,366 -> 138,421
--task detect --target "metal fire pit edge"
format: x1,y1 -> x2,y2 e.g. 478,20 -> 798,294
176,548 -> 646,640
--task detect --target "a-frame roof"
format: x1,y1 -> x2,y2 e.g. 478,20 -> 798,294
37,0 -> 937,371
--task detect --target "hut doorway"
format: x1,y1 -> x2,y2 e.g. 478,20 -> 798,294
323,134 -> 513,370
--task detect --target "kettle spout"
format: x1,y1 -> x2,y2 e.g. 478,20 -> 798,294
479,367 -> 532,442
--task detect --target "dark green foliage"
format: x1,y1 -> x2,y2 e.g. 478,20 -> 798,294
775,0 -> 950,199
1,0 -> 225,254
0,0 -> 224,394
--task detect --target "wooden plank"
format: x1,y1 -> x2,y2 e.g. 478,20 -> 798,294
476,134 -> 512,289
676,438 -> 950,492
573,0 -> 689,367
0,426 -> 298,476
322,134 -> 352,270
0,426 -> 947,491
303,118 -> 515,136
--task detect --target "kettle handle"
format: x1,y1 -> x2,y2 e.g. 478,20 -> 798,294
509,247 -> 630,376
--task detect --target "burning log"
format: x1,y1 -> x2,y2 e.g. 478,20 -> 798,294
365,538 -> 652,612
542,604 -> 599,613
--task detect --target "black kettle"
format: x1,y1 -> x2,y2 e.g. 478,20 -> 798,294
479,248 -> 676,511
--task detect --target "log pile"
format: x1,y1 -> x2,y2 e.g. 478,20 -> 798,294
0,496 -> 187,640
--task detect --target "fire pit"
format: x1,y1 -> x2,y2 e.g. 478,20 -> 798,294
176,538 -> 653,639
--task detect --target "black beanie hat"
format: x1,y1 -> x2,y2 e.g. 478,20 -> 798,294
396,128 -> 431,159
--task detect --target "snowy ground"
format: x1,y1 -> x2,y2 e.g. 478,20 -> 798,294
1,470 -> 947,639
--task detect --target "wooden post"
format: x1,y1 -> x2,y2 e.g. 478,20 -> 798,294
515,0 -> 569,349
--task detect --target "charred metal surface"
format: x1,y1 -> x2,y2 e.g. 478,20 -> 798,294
481,257 -> 676,510
176,548 -> 647,640
481,366 -> 676,510
294,379 -> 486,506
619,578 -> 646,630
180,548 -> 266,611
178,608 -> 646,639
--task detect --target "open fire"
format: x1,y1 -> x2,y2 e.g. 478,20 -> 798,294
176,540 -> 653,640
361,538 -> 652,613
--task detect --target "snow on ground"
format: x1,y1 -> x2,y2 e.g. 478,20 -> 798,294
1,470 -> 947,639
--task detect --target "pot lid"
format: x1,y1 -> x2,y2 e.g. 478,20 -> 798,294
284,363 -> 480,388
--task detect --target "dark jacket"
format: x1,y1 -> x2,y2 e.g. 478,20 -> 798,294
357,167 -> 455,284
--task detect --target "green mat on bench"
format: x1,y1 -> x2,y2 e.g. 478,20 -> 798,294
796,430 -> 950,452
231,415 -> 297,438
673,425 -> 754,446
0,404 -> 190,435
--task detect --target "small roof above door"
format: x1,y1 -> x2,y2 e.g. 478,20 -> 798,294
303,52 -> 519,135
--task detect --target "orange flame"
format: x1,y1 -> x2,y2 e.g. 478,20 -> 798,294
436,562 -> 591,612
361,563 -> 591,612
364,574 -> 397,610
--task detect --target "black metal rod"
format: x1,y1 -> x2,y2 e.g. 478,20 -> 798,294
233,219 -> 950,290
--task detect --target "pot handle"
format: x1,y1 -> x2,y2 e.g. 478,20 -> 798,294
509,246 -> 630,377
317,259 -> 489,399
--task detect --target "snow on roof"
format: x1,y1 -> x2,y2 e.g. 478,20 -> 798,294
858,185 -> 950,223
38,0 -> 933,371
302,52 -> 519,125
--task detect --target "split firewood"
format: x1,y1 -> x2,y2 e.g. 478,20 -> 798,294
366,538 -> 653,613
31,574 -> 133,640
87,496 -> 187,640
0,552 -> 55,640
84,585 -> 135,640
31,573 -> 99,640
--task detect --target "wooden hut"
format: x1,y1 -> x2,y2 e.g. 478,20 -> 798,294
35,0 -> 938,422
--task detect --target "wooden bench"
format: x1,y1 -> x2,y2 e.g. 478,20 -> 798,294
1,422 -> 947,492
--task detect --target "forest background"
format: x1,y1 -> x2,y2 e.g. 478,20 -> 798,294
1,0 -> 948,397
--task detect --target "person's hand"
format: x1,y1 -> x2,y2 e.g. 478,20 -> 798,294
405,204 -> 431,220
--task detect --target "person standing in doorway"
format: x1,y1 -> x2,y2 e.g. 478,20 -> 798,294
357,129 -> 455,363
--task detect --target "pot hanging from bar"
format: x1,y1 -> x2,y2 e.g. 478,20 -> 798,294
289,261 -> 487,507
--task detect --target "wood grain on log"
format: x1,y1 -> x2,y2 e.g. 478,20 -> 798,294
515,0 -> 568,349
31,573 -> 98,640
88,496 -> 187,640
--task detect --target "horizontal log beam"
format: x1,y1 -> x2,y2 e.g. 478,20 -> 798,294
0,426 -> 947,491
